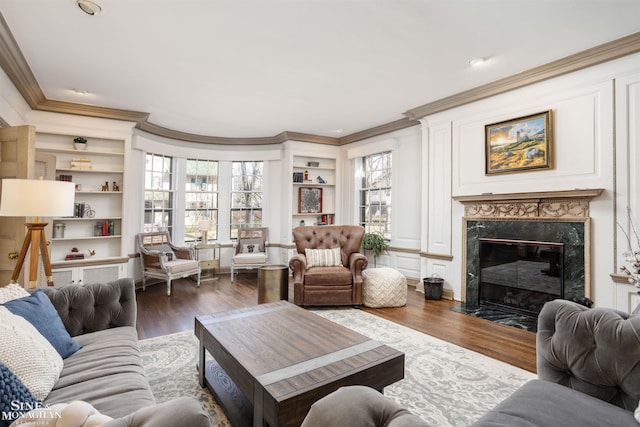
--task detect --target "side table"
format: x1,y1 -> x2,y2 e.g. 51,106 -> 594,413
194,243 -> 220,280
258,264 -> 289,303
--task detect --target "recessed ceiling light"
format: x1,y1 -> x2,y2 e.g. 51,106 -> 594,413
468,57 -> 487,67
77,0 -> 102,16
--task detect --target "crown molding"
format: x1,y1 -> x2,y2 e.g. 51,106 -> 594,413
337,117 -> 418,145
404,32 -> 640,120
0,12 -> 638,146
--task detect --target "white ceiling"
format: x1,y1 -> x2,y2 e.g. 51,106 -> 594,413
0,0 -> 639,139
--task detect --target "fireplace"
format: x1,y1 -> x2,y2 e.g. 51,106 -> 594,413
453,189 -> 603,330
479,238 -> 564,316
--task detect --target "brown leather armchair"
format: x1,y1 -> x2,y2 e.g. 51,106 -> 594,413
290,225 -> 368,307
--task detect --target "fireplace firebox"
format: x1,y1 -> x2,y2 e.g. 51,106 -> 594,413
479,238 -> 564,316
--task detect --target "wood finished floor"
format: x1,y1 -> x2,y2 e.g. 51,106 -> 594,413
135,273 -> 537,374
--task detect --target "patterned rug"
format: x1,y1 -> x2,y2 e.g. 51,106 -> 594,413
139,308 -> 536,427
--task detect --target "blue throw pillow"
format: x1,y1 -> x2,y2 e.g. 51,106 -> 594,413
0,361 -> 41,427
3,290 -> 81,358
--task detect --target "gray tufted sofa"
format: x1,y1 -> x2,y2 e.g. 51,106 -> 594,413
473,299 -> 640,426
302,299 -> 640,426
42,278 -> 211,427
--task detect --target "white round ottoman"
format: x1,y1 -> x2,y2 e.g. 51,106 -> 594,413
362,267 -> 407,308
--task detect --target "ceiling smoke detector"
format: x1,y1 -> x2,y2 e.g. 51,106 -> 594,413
77,0 -> 102,15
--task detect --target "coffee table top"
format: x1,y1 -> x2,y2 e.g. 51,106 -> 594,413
195,300 -> 404,401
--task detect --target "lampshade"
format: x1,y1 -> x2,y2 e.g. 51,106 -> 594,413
0,179 -> 75,218
198,220 -> 212,231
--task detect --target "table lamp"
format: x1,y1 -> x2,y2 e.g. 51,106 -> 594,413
0,178 -> 75,289
198,220 -> 212,243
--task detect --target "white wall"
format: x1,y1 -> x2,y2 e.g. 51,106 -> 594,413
416,53 -> 640,309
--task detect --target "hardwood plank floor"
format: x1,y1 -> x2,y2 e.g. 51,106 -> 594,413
135,273 -> 537,373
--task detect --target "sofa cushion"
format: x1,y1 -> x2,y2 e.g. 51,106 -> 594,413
304,266 -> 353,285
472,379 -> 639,426
233,253 -> 267,265
305,248 -> 343,268
163,259 -> 199,275
0,361 -> 41,427
241,238 -> 264,253
3,290 -> 82,358
0,307 -> 63,401
0,283 -> 29,303
44,326 -> 155,418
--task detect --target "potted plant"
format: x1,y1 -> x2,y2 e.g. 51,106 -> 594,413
73,137 -> 87,150
361,231 -> 389,267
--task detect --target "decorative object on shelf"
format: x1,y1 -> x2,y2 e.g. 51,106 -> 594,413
70,158 -> 92,170
58,174 -> 73,182
112,181 -> 120,192
300,220 -> 305,226
304,170 -> 309,181
361,231 -> 389,267
485,110 -> 552,175
101,181 -> 109,191
52,223 -> 66,239
298,187 -> 322,213
293,172 -> 303,183
317,176 -> 326,184
307,161 -> 319,167
0,178 -> 75,288
87,249 -> 95,257
84,204 -> 95,218
73,137 -> 87,150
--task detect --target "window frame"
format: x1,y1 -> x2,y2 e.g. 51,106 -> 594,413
358,151 -> 392,239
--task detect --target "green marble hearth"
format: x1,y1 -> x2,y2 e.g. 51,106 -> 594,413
465,219 -> 587,307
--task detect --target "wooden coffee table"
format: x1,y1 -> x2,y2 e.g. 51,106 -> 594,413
195,300 -> 405,427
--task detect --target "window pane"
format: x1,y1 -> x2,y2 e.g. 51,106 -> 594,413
359,151 -> 391,240
184,158 -> 218,242
144,153 -> 173,234
230,161 -> 263,235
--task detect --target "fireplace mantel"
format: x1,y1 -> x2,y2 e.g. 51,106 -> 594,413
453,188 -> 604,219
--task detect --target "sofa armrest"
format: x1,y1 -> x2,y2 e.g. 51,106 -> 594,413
100,397 -> 211,427
348,252 -> 368,281
42,278 -> 137,337
289,253 -> 307,285
536,299 -> 640,411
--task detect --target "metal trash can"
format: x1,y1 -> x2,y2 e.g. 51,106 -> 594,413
258,265 -> 289,304
423,275 -> 444,300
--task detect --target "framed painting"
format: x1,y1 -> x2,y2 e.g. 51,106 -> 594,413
298,187 -> 322,213
485,110 -> 552,175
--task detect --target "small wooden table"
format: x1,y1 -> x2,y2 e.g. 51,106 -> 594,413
195,301 -> 405,427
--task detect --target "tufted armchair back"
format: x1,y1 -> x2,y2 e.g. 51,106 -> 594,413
536,299 -> 640,411
42,278 -> 137,337
292,225 -> 365,267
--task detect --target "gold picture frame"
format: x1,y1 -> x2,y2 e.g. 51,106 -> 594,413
485,110 -> 553,175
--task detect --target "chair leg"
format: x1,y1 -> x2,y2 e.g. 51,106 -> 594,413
231,265 -> 234,282
142,275 -> 146,291
196,271 -> 201,288
167,279 -> 172,297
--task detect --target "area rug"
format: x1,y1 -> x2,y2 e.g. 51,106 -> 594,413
139,308 -> 536,427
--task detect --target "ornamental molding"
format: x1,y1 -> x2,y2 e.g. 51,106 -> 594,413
453,189 -> 604,219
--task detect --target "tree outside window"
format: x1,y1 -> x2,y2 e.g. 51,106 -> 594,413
184,159 -> 218,242
230,161 -> 263,238
359,151 -> 391,239
144,153 -> 173,234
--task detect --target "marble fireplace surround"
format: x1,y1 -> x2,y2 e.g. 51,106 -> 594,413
453,189 -> 604,306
